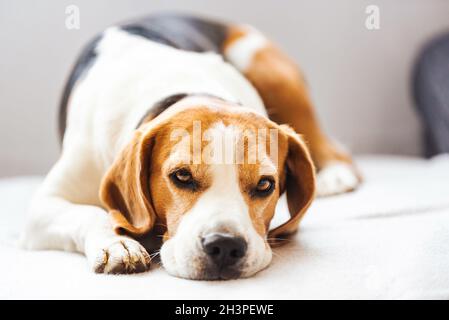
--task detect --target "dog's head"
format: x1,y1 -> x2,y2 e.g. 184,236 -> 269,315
100,96 -> 315,280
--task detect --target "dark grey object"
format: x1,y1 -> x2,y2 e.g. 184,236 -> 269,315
413,32 -> 449,157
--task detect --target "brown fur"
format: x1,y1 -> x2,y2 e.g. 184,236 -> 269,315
223,26 -> 354,171
269,125 -> 316,243
100,98 -> 315,245
222,26 -> 247,52
100,24 -> 360,249
100,123 -> 160,237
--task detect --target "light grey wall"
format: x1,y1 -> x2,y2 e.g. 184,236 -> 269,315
1,0 -> 449,177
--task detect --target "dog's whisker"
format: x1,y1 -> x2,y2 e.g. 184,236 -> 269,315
267,237 -> 294,243
150,250 -> 161,259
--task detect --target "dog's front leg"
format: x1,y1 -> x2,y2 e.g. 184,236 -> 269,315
20,150 -> 151,274
21,196 -> 151,274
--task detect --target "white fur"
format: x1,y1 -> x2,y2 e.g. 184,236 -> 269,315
160,124 -> 272,279
20,28 -> 268,275
224,26 -> 268,71
316,162 -> 359,197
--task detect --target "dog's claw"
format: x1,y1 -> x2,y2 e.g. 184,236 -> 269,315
92,239 -> 151,274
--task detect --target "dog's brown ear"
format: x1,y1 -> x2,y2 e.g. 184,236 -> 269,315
268,125 -> 316,244
100,124 -> 157,237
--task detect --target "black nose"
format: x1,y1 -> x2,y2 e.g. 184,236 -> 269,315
201,233 -> 247,268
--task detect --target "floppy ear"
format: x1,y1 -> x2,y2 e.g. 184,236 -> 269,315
268,125 -> 316,244
100,124 -> 157,238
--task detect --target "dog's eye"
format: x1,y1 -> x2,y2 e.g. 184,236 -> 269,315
174,169 -> 192,182
256,178 -> 273,192
170,168 -> 197,190
253,177 -> 275,197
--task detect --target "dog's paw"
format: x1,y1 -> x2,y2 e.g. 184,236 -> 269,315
90,238 -> 151,274
316,162 -> 360,197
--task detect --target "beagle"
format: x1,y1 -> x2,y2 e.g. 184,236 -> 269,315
21,14 -> 360,280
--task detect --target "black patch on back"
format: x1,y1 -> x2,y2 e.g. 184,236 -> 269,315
121,13 -> 228,53
136,93 -> 189,128
58,13 -> 229,141
136,92 -> 231,128
58,34 -> 102,140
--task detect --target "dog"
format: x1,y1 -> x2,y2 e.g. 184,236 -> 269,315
21,14 -> 361,280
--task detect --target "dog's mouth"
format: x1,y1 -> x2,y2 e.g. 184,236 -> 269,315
201,263 -> 244,280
